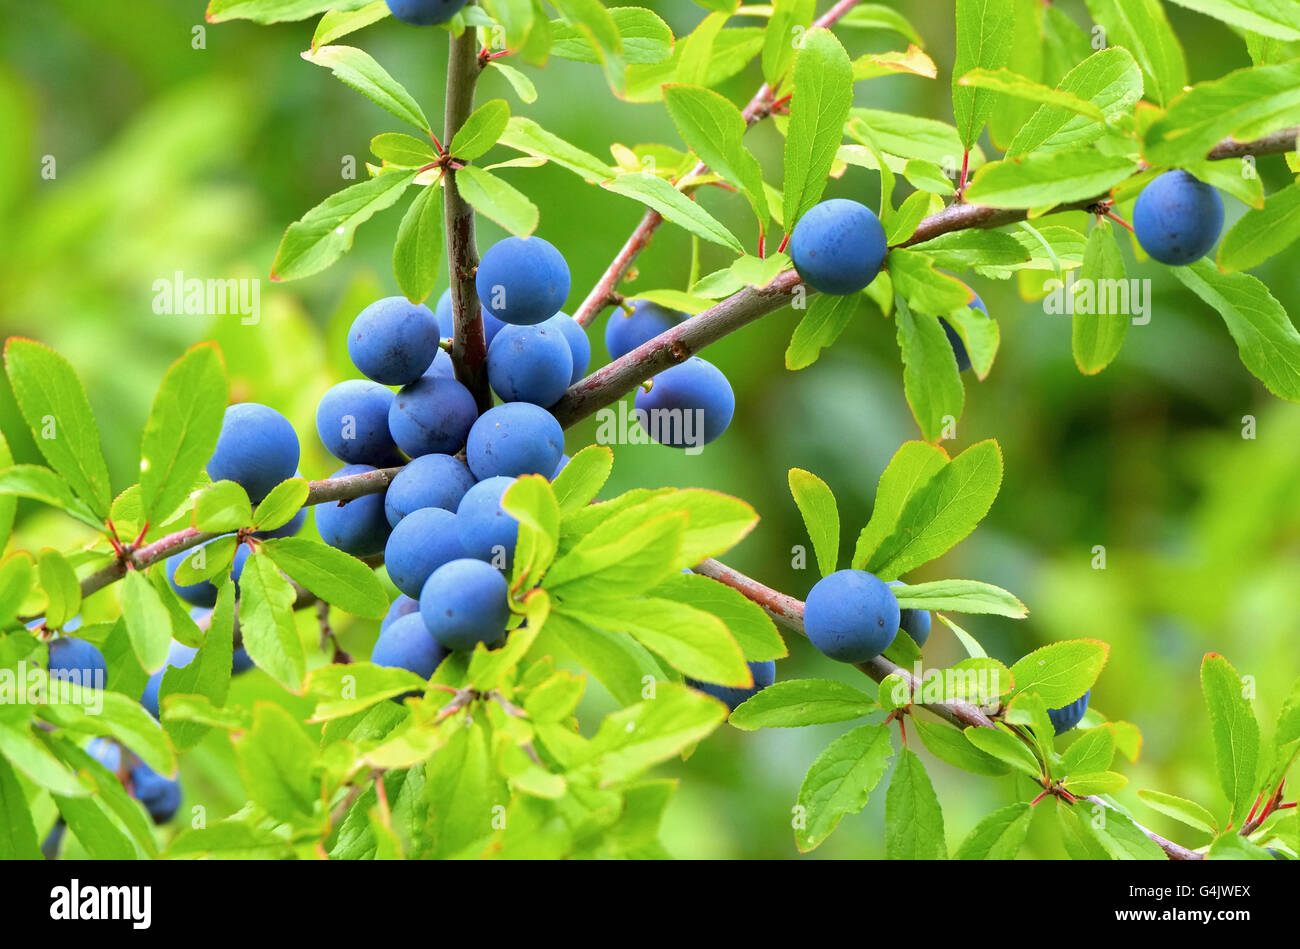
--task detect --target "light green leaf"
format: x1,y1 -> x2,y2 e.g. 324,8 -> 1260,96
1062,770 -> 1128,796
762,0 -> 815,85
603,173 -> 742,251
795,723 -> 894,852
915,718 -> 1010,776
120,570 -> 172,674
193,480 -> 252,533
4,338 -> 112,518
498,116 -> 616,182
895,301 -> 964,445
489,62 -> 538,104
1200,653 -> 1260,826
272,170 -> 416,282
161,581 -> 236,751
783,27 -> 853,228
891,579 -> 1027,617
852,440 -> 950,569
235,702 -> 319,824
648,571 -> 787,662
963,725 -> 1043,778
370,131 -> 438,168
1007,48 -> 1143,157
785,291 -> 864,371
1072,220 -> 1129,374
1172,259 -> 1300,403
139,343 -> 228,526
253,477 -> 309,532
503,475 -> 560,590
964,151 -> 1138,208
451,99 -> 511,159
237,552 -> 306,691
954,801 -> 1034,858
1137,789 -> 1219,835
575,684 -> 725,785
885,748 -> 947,859
393,184 -> 445,304
952,0 -> 1015,150
38,549 -> 80,629
550,445 -> 613,513
663,84 -> 769,228
457,164 -> 539,237
1217,181 -> 1300,273
730,678 -> 876,730
788,468 -> 839,577
533,610 -> 667,707
208,0 -> 374,24
0,755 -> 41,859
262,537 -> 386,619
312,2 -> 390,49
0,723 -> 86,797
1009,639 -> 1108,708
958,67 -> 1105,120
302,45 -> 430,131
1165,0 -> 1300,41
1082,0 -> 1187,106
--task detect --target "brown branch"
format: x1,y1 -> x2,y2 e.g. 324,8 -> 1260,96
444,23 -> 491,411
694,558 -> 1203,860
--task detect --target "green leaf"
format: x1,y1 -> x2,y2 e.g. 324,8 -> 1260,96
964,151 -> 1138,208
235,702 -> 320,825
1137,789 -> 1219,835
1207,833 -> 1277,860
952,0 -> 1015,150
548,512 -> 685,598
1164,0 -> 1300,41
37,549 -> 80,629
1072,220 -> 1129,374
237,552 -> 306,690
166,819 -> 294,858
958,67 -> 1105,121
489,62 -> 538,104
663,84 -> 770,229
498,116 -> 616,182
306,661 -> 428,720
1082,0 -> 1187,107
1006,48 -> 1143,157
272,170 -> 415,282
551,444 -> 613,513
0,723 -> 85,797
848,108 -> 973,167
253,477 -> 309,532
393,184 -> 445,304
1200,652 -> 1260,826
457,165 -> 539,237
1009,639 -> 1108,708
576,683 -> 725,785
424,714 -> 505,857
208,0 -> 374,24
370,131 -> 438,168
1217,181 -> 1300,273
0,432 -> 13,549
788,468 -> 839,577
731,679 -> 876,730
550,6 -> 669,65
4,338 -> 112,518
560,596 -> 748,686
782,27 -> 853,228
503,475 -> 561,590
891,579 -> 1027,617
963,725 -> 1043,778
480,0 -> 536,50
533,610 -> 666,707
914,718 -> 1010,776
1062,770 -> 1128,796
954,801 -> 1034,858
1172,259 -> 1300,403
602,173 -> 742,251
649,572 -> 786,662
161,581 -> 236,751
1090,805 -> 1167,859
451,99 -> 511,160
885,748 -> 947,859
312,2 -> 390,49
193,480 -> 252,533
1144,61 -> 1300,167
172,536 -> 236,586
262,537 -> 386,619
302,45 -> 430,131
0,553 -> 34,630
794,723 -> 893,852
867,439 -> 1003,579
139,343 -> 228,526
550,0 -> 626,95
762,0 -> 815,85
895,299 -> 964,444
911,229 -> 1030,270
852,440 -> 949,569
1061,723 -> 1116,774
0,754 -> 41,859
837,4 -> 923,44
120,570 -> 172,674
785,291 -> 863,371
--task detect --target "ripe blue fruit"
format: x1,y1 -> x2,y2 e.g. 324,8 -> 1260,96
939,293 -> 988,373
388,374 -> 479,457
424,348 -> 454,378
1047,690 -> 1091,735
789,198 -> 887,295
347,295 -> 441,385
140,640 -> 199,719
47,637 -> 107,687
207,403 -> 300,503
466,402 -> 565,480
419,558 -> 510,651
487,321 -> 573,406
634,356 -> 734,448
371,611 -> 448,679
316,379 -> 402,466
804,569 -> 900,662
456,476 -> 519,565
545,312 -> 590,384
605,300 -> 681,360
386,0 -> 469,26
686,660 -> 776,711
384,507 -> 469,599
87,737 -> 122,773
433,289 -> 454,338
476,236 -> 570,325
382,594 -> 421,631
231,648 -> 255,675
165,540 -> 251,609
315,464 -> 392,557
130,762 -> 181,824
1133,170 -> 1224,266
384,453 -> 476,526
482,308 -> 507,347
887,580 -> 931,647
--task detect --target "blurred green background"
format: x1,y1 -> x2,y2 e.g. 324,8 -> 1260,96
2,0 -> 1298,858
